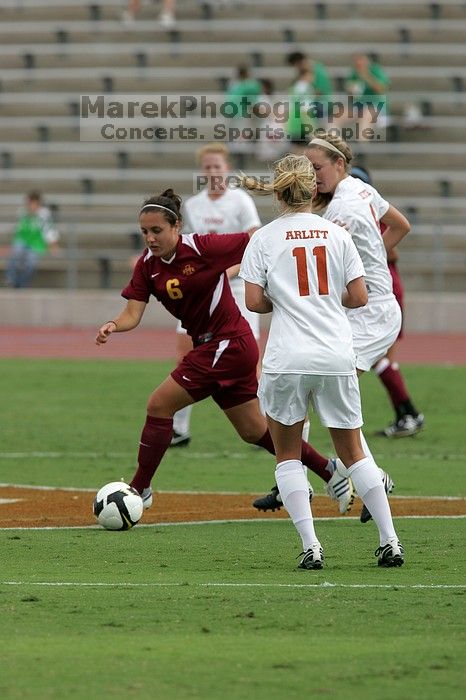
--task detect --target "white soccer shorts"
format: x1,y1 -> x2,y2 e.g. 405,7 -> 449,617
258,372 -> 363,429
347,295 -> 402,372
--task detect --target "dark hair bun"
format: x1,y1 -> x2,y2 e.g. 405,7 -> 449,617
160,188 -> 182,211
141,189 -> 183,223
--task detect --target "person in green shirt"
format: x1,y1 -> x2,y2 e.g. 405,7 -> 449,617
225,65 -> 262,167
5,191 -> 59,288
344,53 -> 390,136
287,51 -> 333,97
286,51 -> 333,151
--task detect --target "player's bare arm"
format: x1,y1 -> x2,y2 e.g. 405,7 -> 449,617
342,276 -> 368,309
226,263 -> 241,279
244,281 -> 273,314
380,205 -> 410,253
96,299 -> 147,345
387,245 -> 399,264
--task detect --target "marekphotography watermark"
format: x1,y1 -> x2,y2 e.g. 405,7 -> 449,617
79,94 -> 388,143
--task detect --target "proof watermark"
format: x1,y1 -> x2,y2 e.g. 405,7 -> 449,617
79,93 -> 388,143
192,172 -> 272,196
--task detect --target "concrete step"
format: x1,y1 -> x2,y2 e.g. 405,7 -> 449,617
2,41 -> 465,70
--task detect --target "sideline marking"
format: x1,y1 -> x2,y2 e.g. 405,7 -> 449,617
0,515 -> 464,531
1,451 -> 465,462
0,483 -> 464,501
1,580 -> 464,590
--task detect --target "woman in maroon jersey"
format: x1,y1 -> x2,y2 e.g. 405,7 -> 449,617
95,189 -> 349,515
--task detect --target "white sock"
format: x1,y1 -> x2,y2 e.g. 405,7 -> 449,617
275,459 -> 318,552
173,405 -> 192,435
359,430 -> 375,461
362,487 -> 397,545
347,457 -> 397,545
301,418 -> 310,442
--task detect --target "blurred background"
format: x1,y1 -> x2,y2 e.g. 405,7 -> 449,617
0,0 -> 465,332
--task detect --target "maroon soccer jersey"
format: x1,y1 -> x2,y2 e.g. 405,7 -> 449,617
121,232 -> 252,344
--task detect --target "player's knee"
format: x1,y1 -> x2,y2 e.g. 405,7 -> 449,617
146,395 -> 171,418
238,426 -> 263,444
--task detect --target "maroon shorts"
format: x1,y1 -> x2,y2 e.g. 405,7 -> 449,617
171,332 -> 259,410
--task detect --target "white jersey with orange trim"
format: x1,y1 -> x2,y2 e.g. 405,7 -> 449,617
323,176 -> 392,299
239,212 -> 365,375
183,187 -> 261,236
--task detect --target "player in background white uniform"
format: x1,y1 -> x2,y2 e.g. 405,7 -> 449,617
171,144 -> 261,446
253,133 -> 410,524
308,133 -> 410,523
240,154 -> 404,568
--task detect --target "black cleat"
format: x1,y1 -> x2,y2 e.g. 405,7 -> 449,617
253,484 -> 313,513
375,413 -> 424,438
298,543 -> 324,570
169,430 -> 191,447
375,540 -> 404,567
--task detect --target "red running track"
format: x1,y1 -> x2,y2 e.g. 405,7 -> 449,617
0,327 -> 465,365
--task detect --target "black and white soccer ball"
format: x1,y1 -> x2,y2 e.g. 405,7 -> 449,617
93,481 -> 144,531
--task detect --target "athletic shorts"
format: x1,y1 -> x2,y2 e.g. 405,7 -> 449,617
259,372 -> 363,429
176,279 -> 260,341
347,295 -> 402,372
171,332 -> 259,410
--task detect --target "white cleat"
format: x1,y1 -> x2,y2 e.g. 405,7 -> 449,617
298,542 -> 324,570
375,538 -> 404,567
141,488 -> 153,510
326,463 -> 355,514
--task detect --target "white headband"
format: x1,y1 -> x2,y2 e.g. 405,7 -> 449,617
308,138 -> 347,159
139,203 -> 178,219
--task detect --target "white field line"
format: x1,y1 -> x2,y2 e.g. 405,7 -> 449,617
0,515 -> 464,532
1,580 -> 464,590
1,451 -> 465,462
0,483 -> 464,501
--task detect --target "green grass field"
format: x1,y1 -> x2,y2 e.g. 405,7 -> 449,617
1,359 -> 465,700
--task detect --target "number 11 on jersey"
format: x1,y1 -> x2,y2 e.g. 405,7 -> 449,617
292,246 -> 329,296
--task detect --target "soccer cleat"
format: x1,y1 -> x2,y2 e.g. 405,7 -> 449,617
375,539 -> 404,567
141,488 -> 153,510
170,430 -> 191,447
298,543 -> 324,570
376,413 -> 424,438
360,468 -> 394,523
326,468 -> 355,514
415,413 -> 425,430
252,483 -> 313,513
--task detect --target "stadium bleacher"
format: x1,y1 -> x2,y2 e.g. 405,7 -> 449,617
0,0 -> 465,294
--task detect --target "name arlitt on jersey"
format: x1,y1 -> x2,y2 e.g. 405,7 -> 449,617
285,229 -> 329,240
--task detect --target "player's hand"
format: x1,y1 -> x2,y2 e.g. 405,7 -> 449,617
95,321 -> 116,345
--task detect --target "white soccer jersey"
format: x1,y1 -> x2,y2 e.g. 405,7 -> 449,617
240,212 -> 365,375
183,187 -> 262,328
183,187 -> 261,236
323,176 -> 392,299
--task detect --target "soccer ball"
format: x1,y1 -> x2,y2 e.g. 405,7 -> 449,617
93,481 -> 143,531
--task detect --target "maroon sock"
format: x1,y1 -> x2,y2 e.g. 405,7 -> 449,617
300,440 -> 331,483
377,362 -> 410,408
255,430 -> 330,484
254,430 -> 276,454
130,415 -> 173,494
